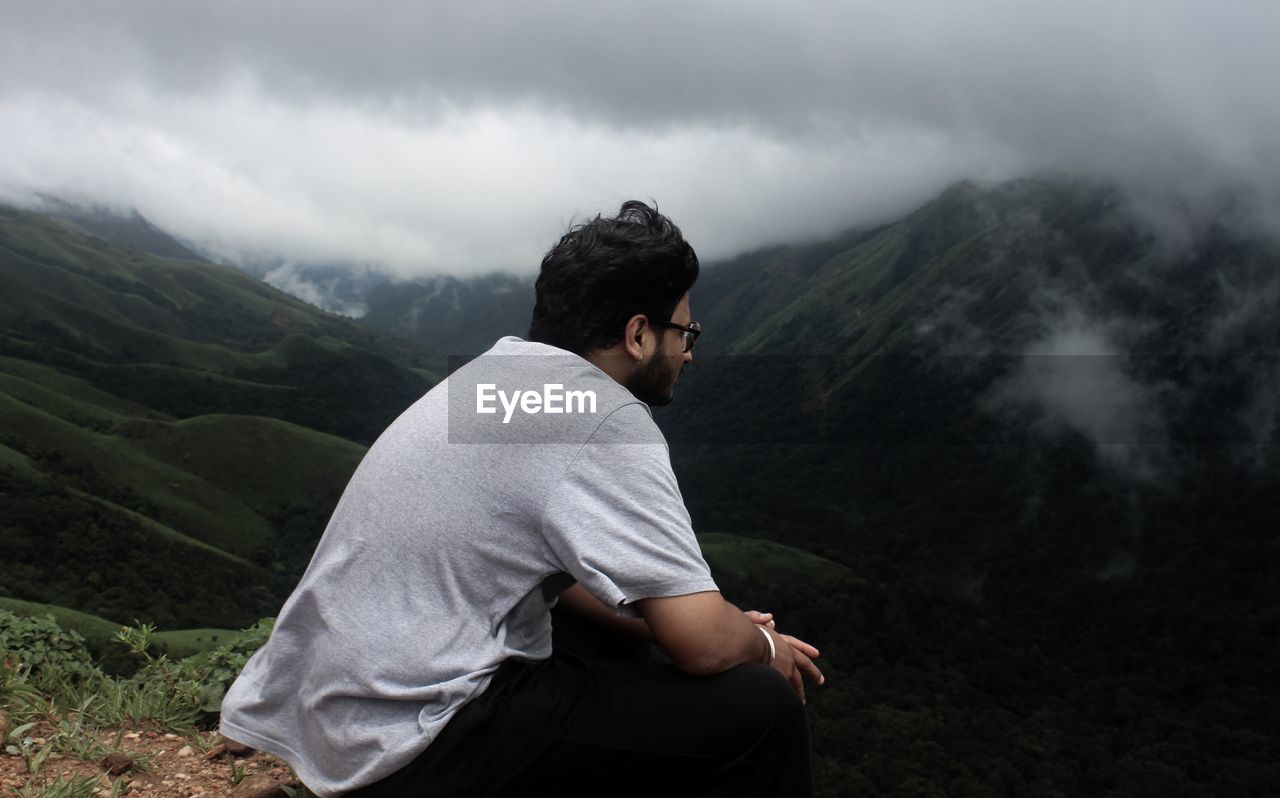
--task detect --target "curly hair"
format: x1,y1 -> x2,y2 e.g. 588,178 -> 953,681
528,200 -> 699,356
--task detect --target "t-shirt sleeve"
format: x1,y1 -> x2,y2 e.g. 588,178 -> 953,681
540,403 -> 719,615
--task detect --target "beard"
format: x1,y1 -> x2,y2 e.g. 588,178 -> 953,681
625,353 -> 682,406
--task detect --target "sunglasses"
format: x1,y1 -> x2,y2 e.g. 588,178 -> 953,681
653,320 -> 702,353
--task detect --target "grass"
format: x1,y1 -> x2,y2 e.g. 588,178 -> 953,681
0,600 -> 124,659
151,629 -> 241,660
698,533 -> 854,587
0,391 -> 276,555
0,599 -> 237,668
121,413 -> 365,516
0,356 -> 168,420
0,611 -> 278,797
0,440 -> 39,476
0,370 -> 362,561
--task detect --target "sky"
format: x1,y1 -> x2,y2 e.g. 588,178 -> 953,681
1,0 -> 1277,277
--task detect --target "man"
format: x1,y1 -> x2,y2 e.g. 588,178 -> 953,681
220,200 -> 823,797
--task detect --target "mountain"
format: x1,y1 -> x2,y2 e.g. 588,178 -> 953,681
0,205 -> 441,629
652,177 -> 1279,794
360,272 -> 535,355
37,198 -> 202,261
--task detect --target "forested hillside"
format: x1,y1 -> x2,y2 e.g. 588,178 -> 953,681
658,178 -> 1280,795
0,206 -> 440,629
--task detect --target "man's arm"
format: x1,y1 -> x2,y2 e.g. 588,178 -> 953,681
637,590 -> 824,702
558,582 -> 655,641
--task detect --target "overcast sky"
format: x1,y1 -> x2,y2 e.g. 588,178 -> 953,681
1,0 -> 1276,277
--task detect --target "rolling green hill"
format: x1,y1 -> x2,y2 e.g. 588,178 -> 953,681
0,205 -> 440,629
653,177 -> 1280,795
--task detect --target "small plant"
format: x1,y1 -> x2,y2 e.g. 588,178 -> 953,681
105,618 -> 275,728
92,670 -> 201,733
0,611 -> 99,691
189,728 -> 222,754
0,609 -> 276,774
174,618 -> 273,714
48,696 -> 111,762
10,774 -> 125,798
104,622 -> 203,732
1,659 -> 42,720
5,719 -> 55,777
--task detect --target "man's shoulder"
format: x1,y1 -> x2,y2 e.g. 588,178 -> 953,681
479,338 -> 639,407
443,337 -> 647,445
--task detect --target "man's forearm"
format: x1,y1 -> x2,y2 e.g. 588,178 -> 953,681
557,583 -> 655,641
636,592 -> 774,676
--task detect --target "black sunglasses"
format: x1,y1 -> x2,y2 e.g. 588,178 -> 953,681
652,320 -> 702,353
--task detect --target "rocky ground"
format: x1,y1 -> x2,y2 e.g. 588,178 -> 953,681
0,715 -> 301,798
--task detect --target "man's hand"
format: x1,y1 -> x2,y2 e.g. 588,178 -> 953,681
637,593 -> 827,704
746,610 -> 826,702
760,625 -> 824,704
747,612 -> 824,666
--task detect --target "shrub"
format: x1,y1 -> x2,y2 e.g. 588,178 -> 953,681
0,611 -> 98,688
174,617 -> 274,714
114,618 -> 274,724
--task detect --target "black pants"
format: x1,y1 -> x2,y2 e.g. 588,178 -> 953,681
346,609 -> 814,797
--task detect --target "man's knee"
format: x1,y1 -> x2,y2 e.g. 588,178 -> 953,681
716,663 -> 806,729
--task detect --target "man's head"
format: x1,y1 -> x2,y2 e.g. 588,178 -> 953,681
528,201 -> 700,405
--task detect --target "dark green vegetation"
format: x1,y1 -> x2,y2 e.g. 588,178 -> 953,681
0,206 -> 440,629
660,178 -> 1280,795
360,272 -> 535,356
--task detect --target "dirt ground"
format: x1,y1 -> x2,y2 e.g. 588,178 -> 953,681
0,719 -> 299,798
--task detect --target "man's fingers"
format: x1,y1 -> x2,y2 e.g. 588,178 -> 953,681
789,664 -> 805,704
781,634 -> 819,659
793,650 -> 825,686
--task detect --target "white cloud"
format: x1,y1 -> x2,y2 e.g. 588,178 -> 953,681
0,82 -> 1022,275
1,0 -> 1277,274
985,311 -> 1173,482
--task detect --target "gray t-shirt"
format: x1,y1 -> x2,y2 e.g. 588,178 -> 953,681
219,336 -> 718,796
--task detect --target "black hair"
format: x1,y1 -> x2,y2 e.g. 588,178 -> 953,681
528,200 -> 699,356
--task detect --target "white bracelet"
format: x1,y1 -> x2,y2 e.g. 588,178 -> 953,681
757,625 -> 776,665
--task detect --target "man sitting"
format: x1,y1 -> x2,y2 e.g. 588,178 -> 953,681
220,200 -> 823,797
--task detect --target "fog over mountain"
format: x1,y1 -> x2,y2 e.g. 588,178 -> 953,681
1,1 -> 1277,279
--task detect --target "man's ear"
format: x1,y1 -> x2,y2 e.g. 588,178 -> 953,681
624,314 -> 649,362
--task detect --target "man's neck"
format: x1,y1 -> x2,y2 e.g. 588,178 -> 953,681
584,346 -> 635,387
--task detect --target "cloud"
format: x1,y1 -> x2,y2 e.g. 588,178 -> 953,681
0,83 -> 1012,275
1,0 -> 1277,274
262,262 -> 369,318
984,310 -> 1173,482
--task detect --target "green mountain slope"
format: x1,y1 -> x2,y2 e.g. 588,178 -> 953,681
653,177 -> 1280,794
0,206 -> 439,628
